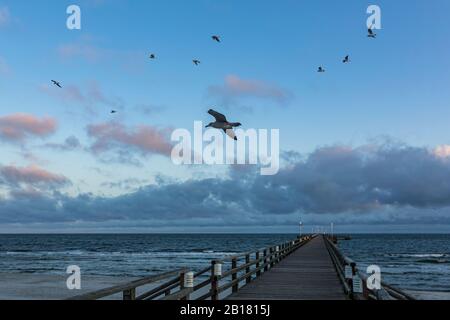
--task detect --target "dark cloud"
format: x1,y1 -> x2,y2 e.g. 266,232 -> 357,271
1,142 -> 450,228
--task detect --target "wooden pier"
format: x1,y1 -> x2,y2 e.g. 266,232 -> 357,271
69,235 -> 414,301
227,236 -> 345,300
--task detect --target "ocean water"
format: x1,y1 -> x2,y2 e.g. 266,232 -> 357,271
339,234 -> 450,292
0,234 -> 449,292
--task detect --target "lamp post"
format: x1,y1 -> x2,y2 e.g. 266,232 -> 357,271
299,222 -> 303,237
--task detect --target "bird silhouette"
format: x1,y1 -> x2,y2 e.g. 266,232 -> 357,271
111,110 -> 117,114
343,55 -> 350,63
368,27 -> 377,38
193,60 -> 201,66
318,66 -> 326,73
149,54 -> 156,59
212,35 -> 221,43
51,80 -> 62,88
206,109 -> 242,141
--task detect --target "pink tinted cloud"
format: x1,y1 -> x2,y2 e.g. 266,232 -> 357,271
87,122 -> 173,157
0,165 -> 69,188
0,113 -> 57,143
208,75 -> 293,106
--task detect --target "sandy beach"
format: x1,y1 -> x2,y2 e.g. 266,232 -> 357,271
0,273 -> 139,300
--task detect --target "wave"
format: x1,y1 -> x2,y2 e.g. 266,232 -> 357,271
416,259 -> 449,264
387,253 -> 448,258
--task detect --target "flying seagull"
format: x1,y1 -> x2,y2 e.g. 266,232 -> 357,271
368,27 -> 377,38
51,80 -> 62,88
206,109 -> 242,141
111,110 -> 117,114
149,53 -> 156,59
212,35 -> 221,43
343,55 -> 350,63
193,59 -> 201,66
318,66 -> 325,73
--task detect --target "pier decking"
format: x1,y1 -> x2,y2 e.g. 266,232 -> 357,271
227,236 -> 346,300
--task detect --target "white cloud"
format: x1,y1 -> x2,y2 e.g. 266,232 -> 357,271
433,145 -> 450,158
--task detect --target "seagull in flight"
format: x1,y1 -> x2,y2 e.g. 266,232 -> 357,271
212,35 -> 221,43
318,66 -> 326,73
206,109 -> 242,141
149,53 -> 156,59
368,27 -> 377,38
193,59 -> 201,66
111,110 -> 117,114
343,55 -> 350,63
51,80 -> 62,88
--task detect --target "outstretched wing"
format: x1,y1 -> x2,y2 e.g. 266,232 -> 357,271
223,129 -> 237,141
208,109 -> 227,122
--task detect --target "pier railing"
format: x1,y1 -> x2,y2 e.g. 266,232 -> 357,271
68,235 -> 313,300
324,236 -> 415,300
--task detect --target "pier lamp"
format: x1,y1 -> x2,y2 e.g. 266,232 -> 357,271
299,222 -> 303,237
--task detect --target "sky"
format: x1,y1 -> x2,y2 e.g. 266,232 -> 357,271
1,0 -> 450,233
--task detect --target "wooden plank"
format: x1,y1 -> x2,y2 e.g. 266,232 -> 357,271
227,236 -> 346,300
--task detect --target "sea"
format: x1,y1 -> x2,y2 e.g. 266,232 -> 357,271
0,234 -> 449,292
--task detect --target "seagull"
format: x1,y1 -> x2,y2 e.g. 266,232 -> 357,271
343,55 -> 350,63
368,27 -> 377,38
111,110 -> 117,114
149,53 -> 156,59
318,66 -> 325,73
206,109 -> 242,141
51,80 -> 62,88
212,35 -> 221,43
193,59 -> 201,66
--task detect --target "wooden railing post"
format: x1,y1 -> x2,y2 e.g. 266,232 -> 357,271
231,258 -> 238,293
211,260 -> 219,300
270,247 -> 274,268
123,288 -> 136,300
263,249 -> 268,272
256,252 -> 261,277
179,271 -> 187,301
245,254 -> 251,284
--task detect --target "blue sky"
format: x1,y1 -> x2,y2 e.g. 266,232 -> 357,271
1,0 -> 450,233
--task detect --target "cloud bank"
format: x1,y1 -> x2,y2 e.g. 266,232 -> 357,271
1,142 -> 450,230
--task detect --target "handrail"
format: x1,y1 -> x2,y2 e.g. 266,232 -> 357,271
324,236 -> 414,300
68,269 -> 188,300
68,236 -> 314,301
